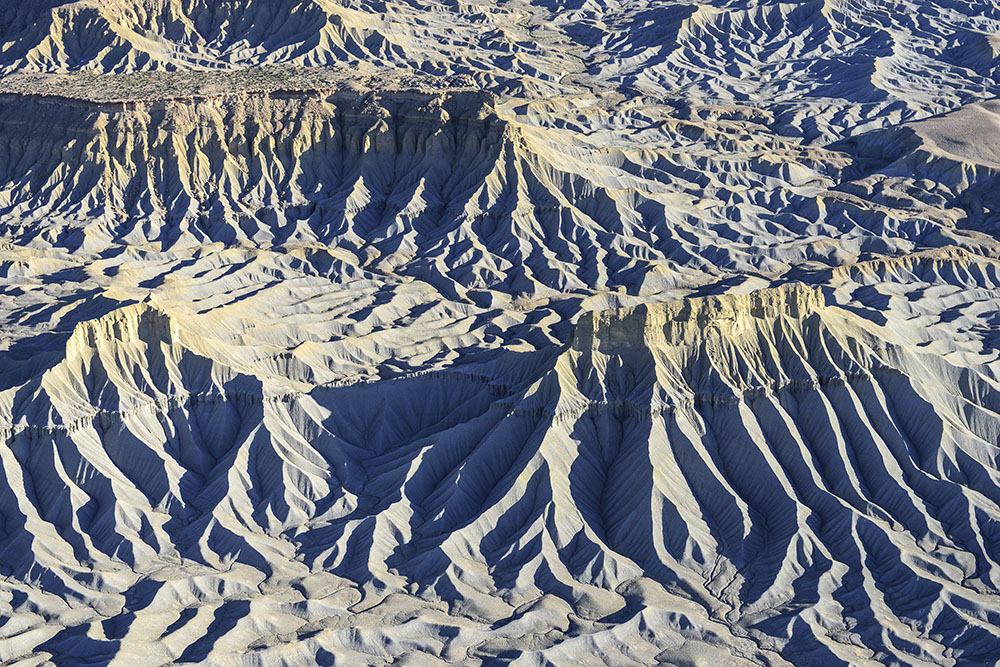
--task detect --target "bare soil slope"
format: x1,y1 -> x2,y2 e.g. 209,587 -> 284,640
2,1 -> 1000,665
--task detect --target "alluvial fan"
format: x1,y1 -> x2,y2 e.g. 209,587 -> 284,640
2,1 -> 1000,665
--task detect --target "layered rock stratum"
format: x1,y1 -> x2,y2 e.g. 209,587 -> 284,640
2,1 -> 1000,665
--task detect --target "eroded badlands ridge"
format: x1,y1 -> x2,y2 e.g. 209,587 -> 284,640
6,273 -> 1000,665
3,0 -> 1000,665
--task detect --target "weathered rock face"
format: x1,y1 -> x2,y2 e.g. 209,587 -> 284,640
574,284 -> 825,350
0,91 -> 503,246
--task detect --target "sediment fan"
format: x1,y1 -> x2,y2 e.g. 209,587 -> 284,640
2,0 -> 1000,665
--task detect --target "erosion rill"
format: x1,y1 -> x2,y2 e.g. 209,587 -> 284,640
2,1 -> 1000,665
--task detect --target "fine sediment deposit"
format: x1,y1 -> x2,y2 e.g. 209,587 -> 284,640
2,1 -> 1000,665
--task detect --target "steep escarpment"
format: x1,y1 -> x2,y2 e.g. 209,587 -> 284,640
5,278 -> 1000,665
439,283 -> 1000,664
0,91 -> 503,247
5,90 -> 712,299
3,85 -> 993,305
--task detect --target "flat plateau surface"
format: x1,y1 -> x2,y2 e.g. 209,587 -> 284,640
2,1 -> 1000,665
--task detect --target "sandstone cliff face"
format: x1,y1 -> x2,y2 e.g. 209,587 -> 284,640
0,92 -> 501,245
